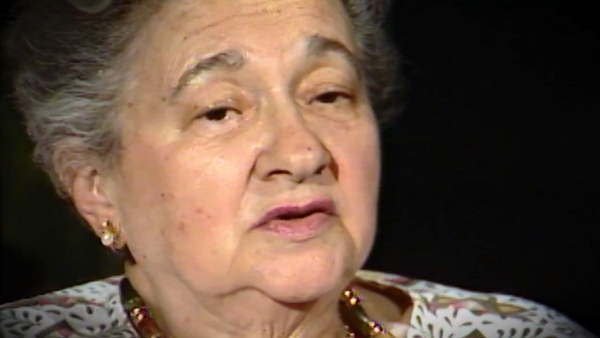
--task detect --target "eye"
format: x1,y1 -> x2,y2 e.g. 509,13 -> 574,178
198,106 -> 240,121
312,91 -> 352,105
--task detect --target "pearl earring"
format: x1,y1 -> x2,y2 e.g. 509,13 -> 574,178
100,220 -> 118,247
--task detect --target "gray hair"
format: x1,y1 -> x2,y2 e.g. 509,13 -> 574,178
4,0 -> 403,198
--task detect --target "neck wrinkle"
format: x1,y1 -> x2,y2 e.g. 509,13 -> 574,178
124,265 -> 348,338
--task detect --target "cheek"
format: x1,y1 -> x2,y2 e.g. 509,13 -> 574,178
332,122 -> 381,197
113,131 -> 252,268
323,122 -> 380,252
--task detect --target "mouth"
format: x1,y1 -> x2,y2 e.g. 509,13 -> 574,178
253,199 -> 337,241
255,199 -> 336,225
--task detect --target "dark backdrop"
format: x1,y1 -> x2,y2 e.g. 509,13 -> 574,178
1,0 -> 598,334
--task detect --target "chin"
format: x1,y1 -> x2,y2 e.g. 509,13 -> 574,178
262,271 -> 351,304
249,244 -> 357,304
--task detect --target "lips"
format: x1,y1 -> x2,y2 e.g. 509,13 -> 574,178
252,199 -> 337,241
253,199 -> 337,228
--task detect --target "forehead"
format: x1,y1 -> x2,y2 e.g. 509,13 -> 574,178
123,0 -> 357,101
138,0 -> 354,56
157,0 -> 350,29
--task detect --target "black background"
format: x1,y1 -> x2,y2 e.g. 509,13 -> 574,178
1,0 -> 598,334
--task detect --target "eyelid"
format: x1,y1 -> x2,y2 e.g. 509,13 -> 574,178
193,97 -> 236,115
298,65 -> 358,93
308,83 -> 354,100
318,84 -> 352,93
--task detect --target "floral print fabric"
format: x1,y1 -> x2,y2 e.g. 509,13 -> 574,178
357,271 -> 595,338
0,270 -> 595,338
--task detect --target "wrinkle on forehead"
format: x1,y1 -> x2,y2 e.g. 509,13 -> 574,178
124,0 -> 354,111
153,0 -> 351,39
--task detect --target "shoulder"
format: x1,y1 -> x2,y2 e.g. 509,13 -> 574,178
357,270 -> 596,338
0,276 -> 137,338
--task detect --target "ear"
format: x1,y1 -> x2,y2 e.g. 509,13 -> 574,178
68,165 -> 119,238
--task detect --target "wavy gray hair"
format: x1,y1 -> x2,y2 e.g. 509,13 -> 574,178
4,0 -> 403,197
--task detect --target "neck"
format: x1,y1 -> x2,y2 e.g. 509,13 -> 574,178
124,267 -> 348,338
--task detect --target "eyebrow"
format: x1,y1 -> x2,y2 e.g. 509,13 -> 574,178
305,34 -> 363,78
171,50 -> 245,99
170,35 -> 361,100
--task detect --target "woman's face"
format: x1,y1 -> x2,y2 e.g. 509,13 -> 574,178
110,0 -> 380,302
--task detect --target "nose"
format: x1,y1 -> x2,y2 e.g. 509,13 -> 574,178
253,103 -> 331,183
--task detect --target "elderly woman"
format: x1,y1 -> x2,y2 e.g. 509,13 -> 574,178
0,0 -> 595,337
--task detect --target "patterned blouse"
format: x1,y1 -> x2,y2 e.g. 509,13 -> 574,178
0,270 -> 595,338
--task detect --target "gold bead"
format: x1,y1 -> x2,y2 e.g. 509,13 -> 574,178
372,324 -> 385,334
